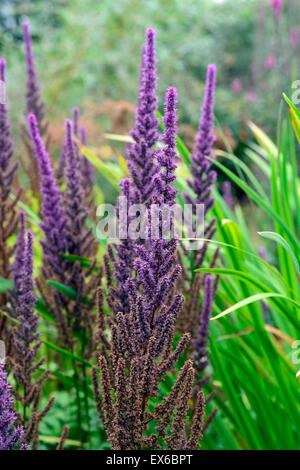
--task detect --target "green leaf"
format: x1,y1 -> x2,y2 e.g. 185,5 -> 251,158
76,142 -> 120,190
195,267 -> 272,293
248,121 -> 277,157
61,253 -> 96,270
9,194 -> 41,225
221,220 -> 245,261
35,299 -> 56,324
176,135 -> 191,167
39,435 -> 83,448
0,309 -> 20,324
211,292 -> 300,321
157,110 -> 191,166
47,280 -> 90,306
0,278 -> 13,293
207,157 -> 300,257
103,132 -> 134,143
44,341 -> 91,367
283,93 -> 300,144
258,231 -> 300,275
47,280 -> 77,299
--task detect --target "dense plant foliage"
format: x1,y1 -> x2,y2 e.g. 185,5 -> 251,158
0,3 -> 300,451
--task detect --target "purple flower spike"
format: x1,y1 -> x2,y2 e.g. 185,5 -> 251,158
28,113 -> 67,275
12,231 -> 55,449
80,126 -> 94,187
113,28 -> 160,314
72,107 -> 79,137
180,65 -> 218,390
64,119 -> 86,254
126,27 -> 160,205
194,64 -> 216,164
0,58 -> 14,174
0,361 -> 27,450
23,23 -> 46,131
184,64 -> 217,216
131,28 -> 158,149
193,274 -> 213,385
11,211 -> 26,294
15,231 -> 38,332
154,86 -> 178,206
0,57 -> 20,319
0,58 -> 5,81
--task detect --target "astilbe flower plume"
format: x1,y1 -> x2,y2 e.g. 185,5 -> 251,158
21,23 -> 49,197
0,361 -> 27,450
57,107 -> 94,197
64,118 -> 96,257
71,107 -> 95,196
154,86 -> 178,206
180,64 -> 219,397
10,211 -> 25,295
10,231 -> 54,449
184,64 -> 217,219
0,58 -> 21,335
28,113 -> 74,345
192,274 -> 214,386
29,113 -> 100,352
94,86 -> 206,450
61,118 -> 100,339
127,27 -> 159,204
5,211 -> 26,340
23,23 -> 47,134
111,28 -> 160,315
131,87 -> 181,331
79,126 -> 95,200
28,113 -> 67,278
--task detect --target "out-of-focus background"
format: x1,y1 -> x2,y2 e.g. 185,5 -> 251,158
1,0 -> 300,152
2,1 -> 300,451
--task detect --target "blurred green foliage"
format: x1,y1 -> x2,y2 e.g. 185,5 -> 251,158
1,0 -> 300,141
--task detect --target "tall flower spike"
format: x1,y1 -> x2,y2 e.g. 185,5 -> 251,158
13,231 -> 39,387
0,361 -> 27,450
126,27 -> 159,204
57,107 -> 80,185
154,86 -> 178,206
11,211 -> 26,295
14,231 -> 37,329
0,59 -> 14,173
112,28 -> 160,314
64,118 -> 93,256
0,58 -> 20,331
21,23 -> 48,197
136,87 -> 180,318
28,113 -> 67,276
72,107 -> 79,137
179,65 -> 218,353
193,274 -> 213,387
185,64 -> 217,216
179,69 -> 218,442
73,107 -> 95,190
12,231 -> 54,449
23,23 -> 46,133
80,126 -> 95,190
